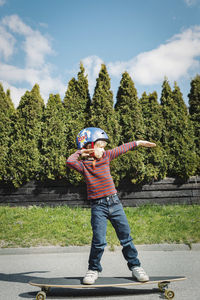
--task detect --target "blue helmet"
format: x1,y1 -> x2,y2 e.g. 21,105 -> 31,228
76,127 -> 109,149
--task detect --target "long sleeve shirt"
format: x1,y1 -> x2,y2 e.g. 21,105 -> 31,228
66,141 -> 137,200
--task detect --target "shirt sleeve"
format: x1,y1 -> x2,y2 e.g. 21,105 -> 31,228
106,141 -> 137,161
66,150 -> 84,174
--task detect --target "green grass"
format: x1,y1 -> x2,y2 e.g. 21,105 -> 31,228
0,205 -> 199,248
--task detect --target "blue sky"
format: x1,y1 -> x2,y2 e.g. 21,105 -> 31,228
0,0 -> 200,107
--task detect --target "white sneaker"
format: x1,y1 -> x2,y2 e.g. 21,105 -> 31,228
83,270 -> 99,285
132,266 -> 149,282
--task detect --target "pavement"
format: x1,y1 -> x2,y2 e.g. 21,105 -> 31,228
0,244 -> 200,300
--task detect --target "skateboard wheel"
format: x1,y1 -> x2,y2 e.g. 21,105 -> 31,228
42,287 -> 50,293
36,291 -> 46,300
158,282 -> 168,291
165,289 -> 175,299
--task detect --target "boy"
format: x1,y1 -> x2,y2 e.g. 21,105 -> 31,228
67,127 -> 156,285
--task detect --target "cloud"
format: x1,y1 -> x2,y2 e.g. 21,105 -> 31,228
2,15 -> 53,68
0,15 -> 65,106
184,0 -> 199,6
107,26 -> 200,85
0,25 -> 15,60
0,0 -> 6,7
81,55 -> 104,93
1,80 -> 27,102
0,61 -> 66,105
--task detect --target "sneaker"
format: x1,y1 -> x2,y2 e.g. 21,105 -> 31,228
132,266 -> 149,282
83,270 -> 99,285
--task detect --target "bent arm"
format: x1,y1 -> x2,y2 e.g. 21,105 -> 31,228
66,150 -> 84,173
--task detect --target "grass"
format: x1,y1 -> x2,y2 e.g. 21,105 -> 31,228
0,205 -> 199,248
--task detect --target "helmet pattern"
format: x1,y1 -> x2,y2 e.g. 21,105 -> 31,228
76,127 -> 109,149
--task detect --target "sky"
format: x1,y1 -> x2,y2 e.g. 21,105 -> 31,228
0,0 -> 200,107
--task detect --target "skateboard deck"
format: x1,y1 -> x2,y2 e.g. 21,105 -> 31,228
29,276 -> 186,300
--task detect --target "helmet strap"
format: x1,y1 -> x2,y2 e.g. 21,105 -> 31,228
91,142 -> 95,157
92,159 -> 96,169
91,142 -> 96,168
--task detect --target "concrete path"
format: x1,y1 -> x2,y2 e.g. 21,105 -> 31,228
0,245 -> 199,300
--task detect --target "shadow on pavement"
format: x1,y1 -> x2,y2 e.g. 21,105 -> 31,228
0,272 -> 160,299
20,287 -> 160,299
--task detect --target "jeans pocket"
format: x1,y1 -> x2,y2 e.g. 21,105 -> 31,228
113,195 -> 120,204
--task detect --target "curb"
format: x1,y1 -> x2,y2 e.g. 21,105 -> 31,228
0,244 -> 200,255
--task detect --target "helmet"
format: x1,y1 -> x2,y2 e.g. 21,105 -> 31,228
76,127 -> 109,149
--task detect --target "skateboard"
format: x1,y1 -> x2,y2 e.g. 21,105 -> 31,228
29,275 -> 186,300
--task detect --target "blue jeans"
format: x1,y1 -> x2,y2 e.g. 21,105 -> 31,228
88,194 -> 141,272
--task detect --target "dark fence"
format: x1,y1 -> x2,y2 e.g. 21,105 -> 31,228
0,176 -> 199,207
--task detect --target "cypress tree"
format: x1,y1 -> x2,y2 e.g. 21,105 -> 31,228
160,78 -> 177,176
8,84 -> 44,187
139,91 -> 167,181
77,62 -> 91,122
173,82 -> 197,177
114,72 -> 146,185
115,72 -> 145,143
63,63 -> 91,151
63,63 -> 91,184
40,94 -> 66,180
89,64 -> 120,147
0,84 -> 15,181
188,75 -> 200,174
161,79 -> 197,178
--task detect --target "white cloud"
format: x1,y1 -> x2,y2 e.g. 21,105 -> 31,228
79,27 -> 200,98
184,0 -> 199,6
0,15 -> 65,107
0,62 -> 66,106
2,15 -> 53,68
81,55 -> 104,94
24,32 -> 53,68
1,80 -> 27,103
0,25 -> 15,60
2,15 -> 32,35
0,0 -> 6,7
107,26 -> 200,85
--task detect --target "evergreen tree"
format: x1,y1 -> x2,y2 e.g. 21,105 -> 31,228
63,63 -> 91,151
0,84 -> 15,181
139,91 -> 167,181
171,82 -> 197,178
77,62 -> 91,121
114,72 -> 146,185
63,63 -> 91,184
188,75 -> 200,174
161,79 -> 197,178
115,72 -> 145,143
160,78 -> 177,176
40,94 -> 66,180
89,64 -> 120,147
8,84 -> 44,187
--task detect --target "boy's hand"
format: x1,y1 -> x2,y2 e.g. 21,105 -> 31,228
80,148 -> 95,157
137,141 -> 156,147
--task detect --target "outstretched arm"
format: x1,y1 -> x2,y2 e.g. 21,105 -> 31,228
107,140 -> 156,161
136,141 -> 156,147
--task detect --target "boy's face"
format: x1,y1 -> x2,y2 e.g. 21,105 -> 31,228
86,141 -> 106,159
94,143 -> 105,159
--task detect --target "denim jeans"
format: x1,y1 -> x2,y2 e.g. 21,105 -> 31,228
88,194 -> 141,272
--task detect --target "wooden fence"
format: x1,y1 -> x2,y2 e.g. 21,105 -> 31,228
0,176 -> 199,207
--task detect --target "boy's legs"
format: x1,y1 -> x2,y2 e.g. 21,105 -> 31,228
109,199 -> 141,269
85,195 -> 148,283
88,195 -> 140,271
88,203 -> 108,272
